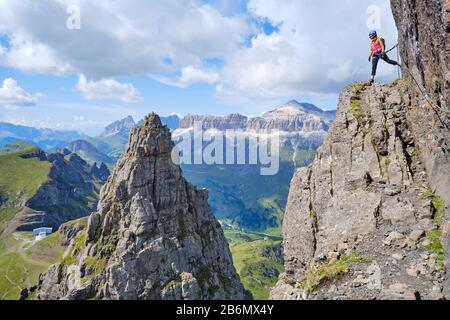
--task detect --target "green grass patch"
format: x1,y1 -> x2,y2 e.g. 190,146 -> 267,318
0,141 -> 37,156
84,255 -> 107,276
0,208 -> 21,228
24,232 -> 64,262
419,189 -> 445,268
0,228 -> 65,300
0,250 -> 48,300
419,188 -> 436,200
301,252 -> 369,295
349,100 -> 361,121
0,150 -> 51,203
419,189 -> 445,226
61,216 -> 89,229
425,229 -> 445,266
259,196 -> 284,237
61,232 -> 87,267
61,253 -> 76,266
349,83 -> 365,121
162,279 -> 179,290
73,233 -> 87,251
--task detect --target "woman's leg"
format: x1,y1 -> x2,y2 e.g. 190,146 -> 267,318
381,53 -> 398,66
372,55 -> 380,76
371,55 -> 380,82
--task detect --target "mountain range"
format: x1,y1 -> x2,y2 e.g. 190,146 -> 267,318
0,0 -> 447,302
174,101 -> 334,233
0,122 -> 84,151
0,101 -> 335,299
179,101 -> 335,132
0,101 -> 335,235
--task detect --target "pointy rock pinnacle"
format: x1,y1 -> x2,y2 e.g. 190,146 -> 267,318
145,112 -> 163,128
126,113 -> 173,158
36,112 -> 250,300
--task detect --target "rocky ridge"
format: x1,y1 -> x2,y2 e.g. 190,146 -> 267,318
179,100 -> 335,133
37,113 -> 248,300
271,82 -> 446,300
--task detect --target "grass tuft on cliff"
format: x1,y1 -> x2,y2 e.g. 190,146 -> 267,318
301,252 -> 370,295
419,188 -> 445,266
349,83 -> 366,121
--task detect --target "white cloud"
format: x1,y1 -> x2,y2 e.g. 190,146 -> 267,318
153,65 -> 219,88
76,75 -> 143,103
0,34 -> 71,74
0,0 -> 250,80
179,66 -> 219,86
218,0 -> 398,99
0,78 -> 43,107
0,0 -> 398,103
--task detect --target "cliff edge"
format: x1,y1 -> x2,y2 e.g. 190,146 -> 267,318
271,0 -> 449,300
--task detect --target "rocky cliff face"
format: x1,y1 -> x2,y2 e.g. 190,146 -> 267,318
271,0 -> 449,300
37,113 -> 248,300
391,0 -> 450,296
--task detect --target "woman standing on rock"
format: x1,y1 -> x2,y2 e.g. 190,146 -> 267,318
368,30 -> 399,85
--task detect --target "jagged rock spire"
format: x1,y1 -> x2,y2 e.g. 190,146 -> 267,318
37,112 -> 249,300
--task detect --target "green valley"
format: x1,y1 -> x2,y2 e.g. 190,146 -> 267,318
225,230 -> 284,300
0,208 -> 62,300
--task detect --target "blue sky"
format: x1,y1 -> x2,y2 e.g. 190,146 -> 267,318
0,0 -> 397,135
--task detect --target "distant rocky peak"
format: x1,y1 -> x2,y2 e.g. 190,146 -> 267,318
265,100 -> 327,117
90,162 -> 110,181
101,115 -> 136,137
